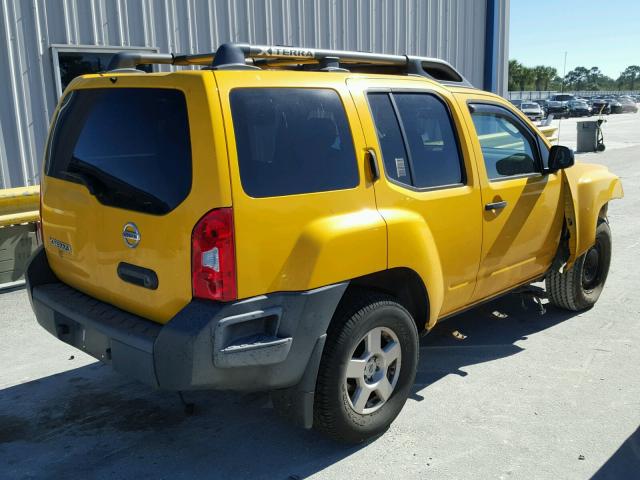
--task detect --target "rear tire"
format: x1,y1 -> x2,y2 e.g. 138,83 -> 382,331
546,220 -> 612,311
313,290 -> 419,443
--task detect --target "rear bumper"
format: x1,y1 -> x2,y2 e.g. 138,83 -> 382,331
26,247 -> 347,392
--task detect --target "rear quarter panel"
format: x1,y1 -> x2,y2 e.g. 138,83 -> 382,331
214,71 -> 387,299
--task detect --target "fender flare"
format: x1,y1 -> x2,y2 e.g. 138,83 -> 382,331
562,163 -> 623,267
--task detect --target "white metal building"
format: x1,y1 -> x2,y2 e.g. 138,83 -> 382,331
0,0 -> 509,189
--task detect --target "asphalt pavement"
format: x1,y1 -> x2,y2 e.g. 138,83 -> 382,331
1,114 -> 639,479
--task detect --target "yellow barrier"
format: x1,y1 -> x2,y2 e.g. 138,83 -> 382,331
0,186 -> 40,228
537,125 -> 559,144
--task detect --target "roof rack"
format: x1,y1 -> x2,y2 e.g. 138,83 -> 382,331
107,43 -> 472,87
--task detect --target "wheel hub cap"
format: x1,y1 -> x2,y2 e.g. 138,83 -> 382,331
344,326 -> 402,415
582,243 -> 602,289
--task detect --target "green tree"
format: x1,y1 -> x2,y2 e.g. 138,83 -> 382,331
518,66 -> 535,91
533,65 -> 557,91
508,59 -> 523,91
619,65 -> 640,89
533,66 -> 546,90
564,66 -> 590,90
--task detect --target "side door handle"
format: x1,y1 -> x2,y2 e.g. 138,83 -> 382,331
485,200 -> 508,211
366,148 -> 380,182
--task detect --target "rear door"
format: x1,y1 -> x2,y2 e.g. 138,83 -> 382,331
42,73 -> 230,323
348,77 -> 483,318
215,71 -> 386,299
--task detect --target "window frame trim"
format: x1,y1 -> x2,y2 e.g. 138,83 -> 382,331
466,100 -> 546,182
365,87 -> 468,193
50,44 -> 159,99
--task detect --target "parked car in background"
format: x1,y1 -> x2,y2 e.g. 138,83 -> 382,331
609,99 -> 623,114
510,99 -> 523,108
546,100 -> 570,118
569,100 -> 592,117
519,102 -> 544,121
549,94 -> 576,102
591,98 -> 611,115
619,97 -> 638,113
533,99 -> 549,115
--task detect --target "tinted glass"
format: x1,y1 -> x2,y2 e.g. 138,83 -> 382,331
57,52 -> 151,92
470,106 -> 539,180
47,88 -> 191,215
393,93 -> 463,188
230,88 -> 358,197
367,93 -> 411,184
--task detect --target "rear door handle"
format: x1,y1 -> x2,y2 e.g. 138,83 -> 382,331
366,149 -> 380,182
485,200 -> 508,211
117,262 -> 159,290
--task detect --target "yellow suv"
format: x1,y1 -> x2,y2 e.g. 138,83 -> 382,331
27,44 -> 623,443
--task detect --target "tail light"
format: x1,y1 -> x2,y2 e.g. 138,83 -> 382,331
191,208 -> 237,302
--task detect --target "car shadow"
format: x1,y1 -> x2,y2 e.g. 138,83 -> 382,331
0,291 -> 579,479
413,290 -> 577,393
590,427 -> 640,480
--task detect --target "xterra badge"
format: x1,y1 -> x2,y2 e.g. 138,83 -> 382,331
49,237 -> 72,253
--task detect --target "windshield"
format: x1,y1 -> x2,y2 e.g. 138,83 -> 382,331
46,88 -> 192,215
521,103 -> 538,109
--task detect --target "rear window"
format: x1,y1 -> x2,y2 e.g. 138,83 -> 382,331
46,88 -> 191,215
230,88 -> 359,198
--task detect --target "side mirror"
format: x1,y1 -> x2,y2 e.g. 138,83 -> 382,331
548,145 -> 574,172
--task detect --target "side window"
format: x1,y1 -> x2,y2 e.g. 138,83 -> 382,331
367,93 -> 411,184
469,104 -> 541,180
230,88 -> 359,198
393,93 -> 463,188
367,92 -> 464,189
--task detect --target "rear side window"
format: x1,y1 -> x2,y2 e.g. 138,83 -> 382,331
230,88 -> 359,198
393,93 -> 463,188
46,88 -> 191,215
367,92 -> 464,189
368,93 -> 411,183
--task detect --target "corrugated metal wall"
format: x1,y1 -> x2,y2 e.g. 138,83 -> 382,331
0,0 -> 508,189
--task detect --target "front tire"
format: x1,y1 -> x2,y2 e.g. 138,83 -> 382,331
546,220 -> 612,311
313,290 -> 419,443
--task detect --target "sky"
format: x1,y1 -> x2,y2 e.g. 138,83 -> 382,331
509,0 -> 640,79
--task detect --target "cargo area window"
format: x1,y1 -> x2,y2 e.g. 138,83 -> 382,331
367,92 -> 464,189
46,88 -> 192,215
469,103 -> 541,180
230,88 -> 359,198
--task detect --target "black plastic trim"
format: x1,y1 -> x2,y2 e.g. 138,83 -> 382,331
26,247 -> 349,396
